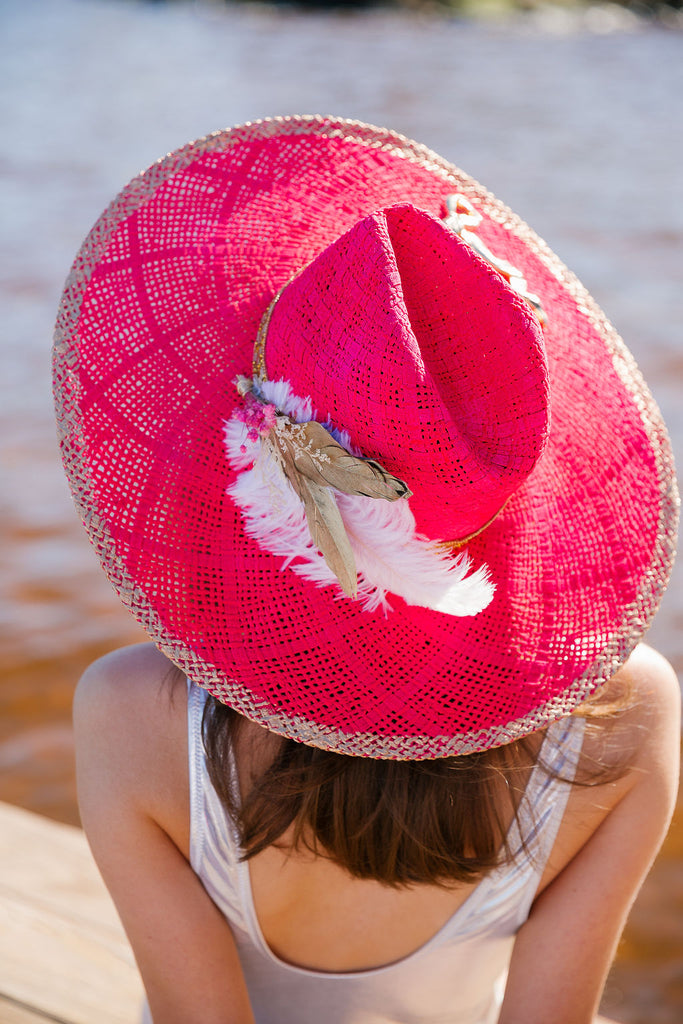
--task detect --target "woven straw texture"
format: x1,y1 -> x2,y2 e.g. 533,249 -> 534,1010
53,115 -> 678,758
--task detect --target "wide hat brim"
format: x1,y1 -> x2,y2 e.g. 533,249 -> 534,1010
54,115 -> 678,758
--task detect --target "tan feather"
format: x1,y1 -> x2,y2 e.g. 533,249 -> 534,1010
266,432 -> 357,597
297,478 -> 358,599
275,419 -> 411,501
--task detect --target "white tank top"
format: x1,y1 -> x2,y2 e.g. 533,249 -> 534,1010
154,682 -> 585,1024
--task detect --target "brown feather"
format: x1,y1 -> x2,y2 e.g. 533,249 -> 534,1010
277,419 -> 411,501
271,431 -> 357,597
297,478 -> 358,598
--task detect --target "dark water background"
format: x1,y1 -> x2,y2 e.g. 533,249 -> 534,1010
0,0 -> 682,1019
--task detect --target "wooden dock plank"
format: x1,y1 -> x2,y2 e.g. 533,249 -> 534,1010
0,802 -> 144,1024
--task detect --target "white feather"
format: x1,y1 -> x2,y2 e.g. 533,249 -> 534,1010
256,378 -> 313,423
228,449 -> 307,558
337,493 -> 495,616
224,378 -> 495,617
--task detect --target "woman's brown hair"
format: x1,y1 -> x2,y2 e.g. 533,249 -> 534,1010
202,677 -> 633,888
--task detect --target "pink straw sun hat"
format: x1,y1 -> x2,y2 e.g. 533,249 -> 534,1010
54,115 -> 678,759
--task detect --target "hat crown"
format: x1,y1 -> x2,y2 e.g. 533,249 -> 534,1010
264,203 -> 551,542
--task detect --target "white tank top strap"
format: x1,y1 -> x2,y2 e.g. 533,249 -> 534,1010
187,679 -> 247,930
187,679 -> 208,871
439,713 -> 586,938
510,715 -> 586,853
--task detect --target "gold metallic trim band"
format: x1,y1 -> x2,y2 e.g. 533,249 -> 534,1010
438,496 -> 512,550
253,283 -> 288,380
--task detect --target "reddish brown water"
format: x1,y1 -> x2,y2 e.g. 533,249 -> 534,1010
1,0 -> 682,1019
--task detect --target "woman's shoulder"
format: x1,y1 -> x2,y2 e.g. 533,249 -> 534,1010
75,640 -> 185,700
73,642 -> 190,851
539,643 -> 679,892
74,643 -> 189,763
579,642 -> 680,774
612,641 -> 679,708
